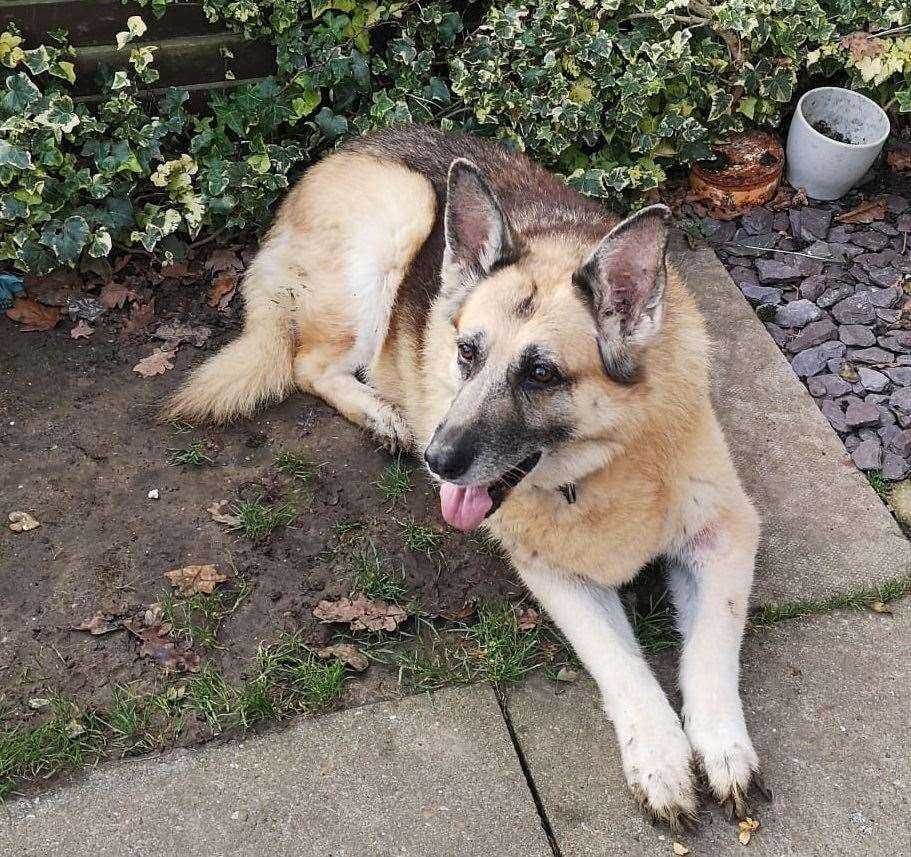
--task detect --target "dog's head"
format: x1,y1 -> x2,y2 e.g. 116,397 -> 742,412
424,158 -> 673,531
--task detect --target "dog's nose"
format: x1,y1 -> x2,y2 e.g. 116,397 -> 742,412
424,439 -> 473,481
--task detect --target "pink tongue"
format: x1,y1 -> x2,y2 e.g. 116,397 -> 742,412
439,482 -> 493,531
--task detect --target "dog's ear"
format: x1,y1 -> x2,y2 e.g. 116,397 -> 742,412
441,159 -> 517,315
573,204 -> 672,383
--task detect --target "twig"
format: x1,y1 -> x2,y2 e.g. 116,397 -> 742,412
873,23 -> 911,38
724,242 -> 829,260
623,12 -> 711,25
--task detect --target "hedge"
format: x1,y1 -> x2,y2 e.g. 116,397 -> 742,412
0,0 -> 909,274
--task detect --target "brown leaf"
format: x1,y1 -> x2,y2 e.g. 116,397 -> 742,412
121,299 -> 156,336
164,564 -> 227,596
204,247 -> 244,273
516,606 -> 542,630
836,199 -> 887,224
70,320 -> 94,339
738,816 -> 760,846
207,270 -> 238,309
887,148 -> 911,174
71,613 -> 121,636
436,601 -> 477,622
154,321 -> 211,348
122,612 -> 201,673
160,260 -> 195,280
99,282 -> 138,309
555,667 -> 579,683
870,600 -> 893,615
8,511 -> 40,532
313,596 -> 408,632
207,500 -> 242,527
841,32 -> 884,61
673,843 -> 690,856
6,297 -> 62,332
133,348 -> 176,378
317,643 -> 370,672
24,269 -> 81,306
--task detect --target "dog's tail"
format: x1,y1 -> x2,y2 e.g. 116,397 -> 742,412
161,284 -> 295,425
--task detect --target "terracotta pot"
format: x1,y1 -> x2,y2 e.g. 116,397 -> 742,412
689,131 -> 784,209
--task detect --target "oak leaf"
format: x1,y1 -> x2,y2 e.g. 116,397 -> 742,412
6,297 -> 62,331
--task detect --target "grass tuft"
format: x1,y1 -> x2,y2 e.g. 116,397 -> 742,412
399,518 -> 443,556
231,499 -> 297,539
275,449 -> 316,481
168,419 -> 195,434
626,592 -> 679,654
352,540 -> 407,601
161,575 -> 252,650
374,456 -> 412,504
866,470 -> 890,501
166,442 -> 213,467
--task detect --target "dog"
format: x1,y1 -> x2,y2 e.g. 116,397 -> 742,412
166,125 -> 767,829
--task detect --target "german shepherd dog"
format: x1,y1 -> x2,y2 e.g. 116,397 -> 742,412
166,126 -> 767,829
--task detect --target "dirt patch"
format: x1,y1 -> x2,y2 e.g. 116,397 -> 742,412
0,274 -> 523,725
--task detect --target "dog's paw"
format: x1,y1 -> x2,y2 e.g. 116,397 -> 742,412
687,721 -> 770,819
367,405 -> 413,455
619,720 -> 700,832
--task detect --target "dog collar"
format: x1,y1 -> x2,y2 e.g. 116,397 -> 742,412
559,482 -> 577,504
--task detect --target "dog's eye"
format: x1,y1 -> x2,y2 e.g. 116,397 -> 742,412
457,342 -> 475,363
529,363 -> 556,385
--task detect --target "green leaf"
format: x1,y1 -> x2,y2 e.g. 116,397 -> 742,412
0,192 -> 28,219
49,60 -> 76,84
86,227 -> 112,258
41,215 -> 90,264
116,15 -> 148,50
3,72 -> 41,113
22,46 -> 50,75
737,96 -> 757,119
111,70 -> 131,90
314,107 -> 347,139
290,89 -> 321,121
0,140 -> 33,169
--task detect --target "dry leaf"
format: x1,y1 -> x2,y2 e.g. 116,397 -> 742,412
71,613 -> 121,635
870,601 -> 893,615
6,297 -> 62,331
123,611 -> 201,673
205,247 -> 244,272
516,606 -> 542,630
673,843 -> 690,856
207,270 -> 238,309
841,31 -> 884,61
555,667 -> 579,683
99,282 -> 138,309
70,320 -> 94,339
313,596 -> 408,632
164,564 -> 227,596
738,817 -> 760,846
207,500 -> 242,527
161,260 -> 194,280
121,299 -> 156,336
437,601 -> 477,622
8,511 -> 40,532
133,348 -> 176,377
154,321 -> 211,348
23,269 -> 81,306
317,643 -> 370,672
836,199 -> 887,224
887,148 -> 911,173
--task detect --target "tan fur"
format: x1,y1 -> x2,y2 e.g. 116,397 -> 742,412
167,129 -> 764,826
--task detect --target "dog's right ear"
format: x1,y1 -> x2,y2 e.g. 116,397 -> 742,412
441,159 -> 517,317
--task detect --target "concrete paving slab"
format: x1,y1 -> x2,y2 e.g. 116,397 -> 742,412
506,603 -> 911,856
0,684 -> 553,857
673,242 -> 911,604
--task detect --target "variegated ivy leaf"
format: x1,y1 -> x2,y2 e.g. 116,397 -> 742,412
86,227 -> 112,259
2,71 -> 41,113
0,140 -> 33,170
40,216 -> 90,264
116,15 -> 148,50
111,70 -> 131,90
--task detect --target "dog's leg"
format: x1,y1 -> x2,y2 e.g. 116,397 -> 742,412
666,511 -> 768,819
520,567 -> 699,830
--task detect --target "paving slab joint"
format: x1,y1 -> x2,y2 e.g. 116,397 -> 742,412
494,685 -> 564,857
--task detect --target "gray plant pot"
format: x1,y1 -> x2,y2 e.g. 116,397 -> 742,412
786,86 -> 890,200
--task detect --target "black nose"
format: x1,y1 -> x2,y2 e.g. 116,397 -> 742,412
424,438 -> 474,481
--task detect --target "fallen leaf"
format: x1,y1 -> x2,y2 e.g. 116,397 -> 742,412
436,601 -> 477,622
123,610 -> 201,673
164,564 -> 227,596
207,270 -> 238,309
888,148 -> 911,173
28,697 -> 51,710
870,600 -> 893,615
154,321 -> 211,348
121,299 -> 156,336
317,643 -> 370,672
515,606 -> 542,630
6,297 -> 62,331
738,816 -> 760,846
67,295 -> 105,323
133,348 -> 176,378
70,320 -> 94,339
207,500 -> 242,527
99,282 -> 138,309
204,247 -> 244,272
8,511 -> 40,532
836,199 -> 887,224
313,596 -> 408,632
71,613 -> 121,635
65,719 -> 86,738
161,260 -> 194,280
555,667 -> 579,683
839,362 -> 860,382
673,843 -> 690,856
23,269 -> 81,306
841,31 -> 884,62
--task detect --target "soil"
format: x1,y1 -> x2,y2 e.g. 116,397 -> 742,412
811,120 -> 851,144
0,270 -> 525,725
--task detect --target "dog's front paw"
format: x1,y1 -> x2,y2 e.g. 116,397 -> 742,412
686,718 -> 770,819
619,718 -> 700,831
367,405 -> 413,455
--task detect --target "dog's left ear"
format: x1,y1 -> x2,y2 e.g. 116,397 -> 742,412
573,204 -> 672,383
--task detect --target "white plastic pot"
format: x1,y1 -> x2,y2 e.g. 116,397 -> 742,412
786,86 -> 890,200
